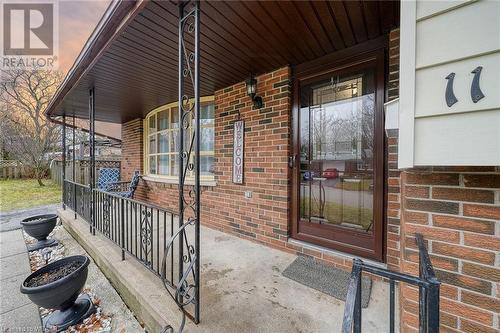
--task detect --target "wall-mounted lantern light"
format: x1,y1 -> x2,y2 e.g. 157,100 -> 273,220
246,74 -> 263,109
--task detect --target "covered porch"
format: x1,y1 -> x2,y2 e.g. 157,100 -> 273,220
58,206 -> 394,332
46,0 -> 416,332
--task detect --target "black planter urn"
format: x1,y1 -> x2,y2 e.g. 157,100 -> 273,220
20,255 -> 96,332
21,214 -> 59,251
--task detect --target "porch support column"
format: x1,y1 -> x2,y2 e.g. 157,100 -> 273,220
73,113 -> 77,219
178,0 -> 200,324
89,87 -> 96,235
193,0 -> 200,322
62,114 -> 66,209
177,1 -> 185,310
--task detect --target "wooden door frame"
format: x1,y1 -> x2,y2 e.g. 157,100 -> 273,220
290,37 -> 387,262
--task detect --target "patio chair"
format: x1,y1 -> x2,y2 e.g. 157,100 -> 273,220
106,170 -> 141,199
97,168 -> 120,191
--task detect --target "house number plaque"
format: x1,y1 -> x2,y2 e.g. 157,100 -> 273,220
233,120 -> 244,184
445,66 -> 486,107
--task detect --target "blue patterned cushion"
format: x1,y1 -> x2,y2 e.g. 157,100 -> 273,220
97,168 -> 120,191
114,171 -> 141,199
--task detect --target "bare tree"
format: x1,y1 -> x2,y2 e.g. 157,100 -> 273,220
0,67 -> 63,186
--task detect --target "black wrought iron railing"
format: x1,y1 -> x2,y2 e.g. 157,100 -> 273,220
63,180 -> 199,332
342,234 -> 440,333
94,188 -> 178,277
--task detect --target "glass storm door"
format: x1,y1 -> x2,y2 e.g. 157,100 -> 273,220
292,55 -> 384,261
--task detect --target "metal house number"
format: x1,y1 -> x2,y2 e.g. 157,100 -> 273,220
470,66 -> 485,103
445,72 -> 458,107
445,66 -> 485,107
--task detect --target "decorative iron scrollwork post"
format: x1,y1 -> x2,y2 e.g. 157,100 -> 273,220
89,87 -> 96,235
178,0 -> 200,322
62,114 -> 66,209
161,1 -> 201,331
73,113 -> 77,219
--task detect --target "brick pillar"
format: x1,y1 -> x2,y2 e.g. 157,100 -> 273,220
121,119 -> 143,179
400,169 -> 500,333
386,28 -> 401,272
121,118 -> 145,200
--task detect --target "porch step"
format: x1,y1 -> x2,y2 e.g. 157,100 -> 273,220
58,209 -> 183,333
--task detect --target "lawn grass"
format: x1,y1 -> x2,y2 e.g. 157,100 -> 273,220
0,179 -> 61,212
334,179 -> 372,191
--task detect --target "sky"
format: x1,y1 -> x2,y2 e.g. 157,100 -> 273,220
58,0 -> 111,73
58,0 -> 120,138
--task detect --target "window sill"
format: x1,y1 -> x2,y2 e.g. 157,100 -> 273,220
142,175 -> 217,187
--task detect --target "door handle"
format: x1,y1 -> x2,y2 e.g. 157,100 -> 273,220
289,154 -> 296,168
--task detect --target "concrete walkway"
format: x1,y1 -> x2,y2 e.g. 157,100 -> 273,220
0,204 -> 60,232
0,229 -> 42,331
0,224 -> 143,332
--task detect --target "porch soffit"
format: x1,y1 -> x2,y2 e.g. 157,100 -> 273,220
47,0 -> 400,124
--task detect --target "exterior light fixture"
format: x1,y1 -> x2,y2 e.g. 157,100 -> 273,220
246,74 -> 263,109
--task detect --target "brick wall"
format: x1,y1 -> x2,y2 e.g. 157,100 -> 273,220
400,169 -> 500,333
121,119 -> 145,200
119,30 -> 404,272
122,67 -> 293,250
386,29 -> 401,272
119,28 -> 499,333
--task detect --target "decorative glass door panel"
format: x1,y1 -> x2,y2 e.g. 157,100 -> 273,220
292,54 -> 384,261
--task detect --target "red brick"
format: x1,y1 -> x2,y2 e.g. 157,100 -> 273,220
433,242 -> 495,265
404,224 -> 459,243
462,262 -> 500,283
404,186 -> 429,198
461,319 -> 498,333
401,310 -> 419,330
387,137 -> 398,145
441,298 -> 493,325
404,211 -> 429,224
463,233 -> 500,252
405,172 -> 459,185
463,203 -> 500,220
462,290 -> 500,313
432,187 -> 494,203
463,174 -> 500,188
439,326 -> 461,333
432,215 -> 495,235
440,312 -> 458,328
436,270 -> 492,295
405,198 -> 459,214
440,284 -> 459,300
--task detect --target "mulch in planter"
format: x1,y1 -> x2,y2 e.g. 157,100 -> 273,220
23,217 -> 48,223
25,261 -> 81,288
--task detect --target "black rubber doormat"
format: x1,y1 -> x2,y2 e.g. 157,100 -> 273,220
282,255 -> 372,308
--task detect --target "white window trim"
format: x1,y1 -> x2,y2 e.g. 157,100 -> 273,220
143,96 -> 215,183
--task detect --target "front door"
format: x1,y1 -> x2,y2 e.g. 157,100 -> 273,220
291,50 -> 385,261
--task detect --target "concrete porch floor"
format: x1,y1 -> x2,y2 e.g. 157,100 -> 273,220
59,208 -> 396,333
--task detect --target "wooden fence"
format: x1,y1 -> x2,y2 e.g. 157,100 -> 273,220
0,160 -> 30,179
50,159 -> 121,186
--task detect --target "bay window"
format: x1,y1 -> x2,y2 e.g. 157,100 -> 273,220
144,97 -> 215,180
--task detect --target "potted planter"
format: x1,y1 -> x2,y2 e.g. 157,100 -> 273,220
20,255 -> 95,332
21,214 -> 59,251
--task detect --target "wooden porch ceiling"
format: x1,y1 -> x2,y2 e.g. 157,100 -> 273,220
47,0 -> 399,124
